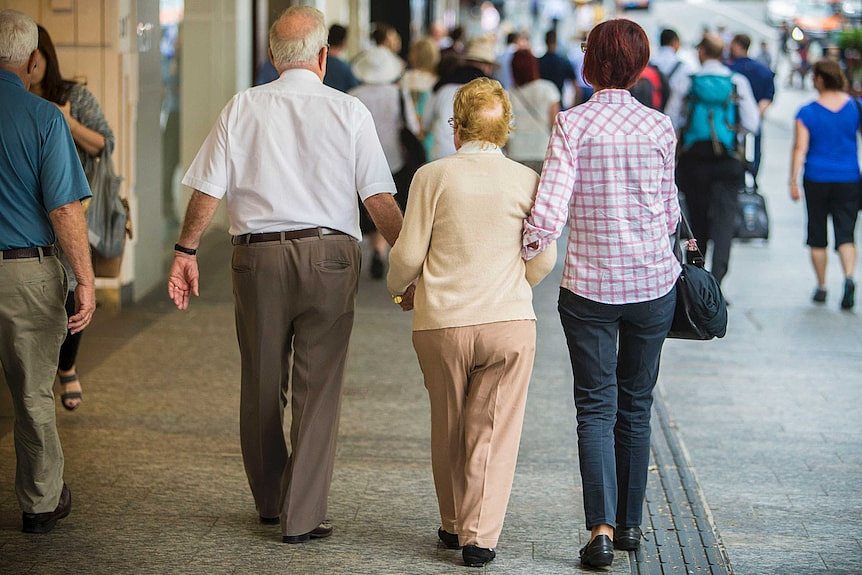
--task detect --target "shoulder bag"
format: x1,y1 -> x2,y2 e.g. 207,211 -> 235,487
668,212 -> 728,341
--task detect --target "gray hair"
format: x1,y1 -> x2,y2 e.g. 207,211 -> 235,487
269,6 -> 327,68
0,10 -> 37,67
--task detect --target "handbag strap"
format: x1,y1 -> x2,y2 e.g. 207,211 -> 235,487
674,207 -> 705,266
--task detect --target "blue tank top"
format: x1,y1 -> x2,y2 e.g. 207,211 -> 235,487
796,99 -> 861,183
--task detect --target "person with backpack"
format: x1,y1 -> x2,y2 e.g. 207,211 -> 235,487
669,33 -> 759,286
653,28 -> 694,126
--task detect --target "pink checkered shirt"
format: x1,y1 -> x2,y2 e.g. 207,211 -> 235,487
522,89 -> 681,305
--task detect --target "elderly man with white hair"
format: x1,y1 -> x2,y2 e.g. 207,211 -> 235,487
0,9 -> 95,533
167,6 -> 402,543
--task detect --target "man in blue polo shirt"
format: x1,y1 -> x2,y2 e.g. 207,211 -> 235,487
729,33 -> 775,183
0,9 -> 95,534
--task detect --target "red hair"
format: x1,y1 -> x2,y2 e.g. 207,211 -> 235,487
511,49 -> 540,87
582,19 -> 649,90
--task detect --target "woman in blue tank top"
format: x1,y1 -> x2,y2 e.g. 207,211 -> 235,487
790,60 -> 860,310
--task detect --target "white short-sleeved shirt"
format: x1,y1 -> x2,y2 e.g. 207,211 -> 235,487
182,69 -> 395,240
508,79 -> 561,162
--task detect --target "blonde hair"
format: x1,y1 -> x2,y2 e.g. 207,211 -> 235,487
269,6 -> 327,68
408,38 -> 439,73
452,78 -> 512,148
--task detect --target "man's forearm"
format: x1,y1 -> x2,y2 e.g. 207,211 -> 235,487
178,190 -> 220,249
364,193 -> 403,246
49,201 -> 95,287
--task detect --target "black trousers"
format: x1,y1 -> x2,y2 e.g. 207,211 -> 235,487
676,153 -> 745,285
558,286 -> 676,530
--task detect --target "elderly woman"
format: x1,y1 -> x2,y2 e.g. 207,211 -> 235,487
790,60 -> 859,309
522,20 -> 681,568
388,78 -> 556,568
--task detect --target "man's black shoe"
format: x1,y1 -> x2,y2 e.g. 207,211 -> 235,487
613,527 -> 644,551
579,534 -> 614,568
259,515 -> 279,525
437,527 -> 461,549
282,522 -> 333,544
370,252 -> 384,279
22,483 -> 71,534
462,545 -> 495,567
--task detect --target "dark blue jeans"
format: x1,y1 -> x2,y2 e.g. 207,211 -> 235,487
558,286 -> 676,530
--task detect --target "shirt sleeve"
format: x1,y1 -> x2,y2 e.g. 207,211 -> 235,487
733,74 -> 761,134
354,107 -> 396,200
40,112 -> 92,212
387,166 -> 435,293
181,97 -> 233,199
522,114 -> 575,260
659,118 -> 681,234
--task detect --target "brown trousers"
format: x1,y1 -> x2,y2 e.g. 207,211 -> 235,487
0,255 -> 67,513
412,320 -> 536,549
231,234 -> 360,536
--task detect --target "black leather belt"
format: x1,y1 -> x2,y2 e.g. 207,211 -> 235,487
1,246 -> 57,259
232,228 -> 347,245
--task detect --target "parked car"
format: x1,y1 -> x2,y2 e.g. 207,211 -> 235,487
766,0 -> 799,26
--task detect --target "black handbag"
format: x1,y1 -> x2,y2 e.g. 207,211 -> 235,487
734,187 -> 769,240
394,90 -> 427,211
668,214 -> 729,341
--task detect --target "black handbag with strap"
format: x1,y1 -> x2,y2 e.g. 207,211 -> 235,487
734,186 -> 770,240
668,213 -> 728,341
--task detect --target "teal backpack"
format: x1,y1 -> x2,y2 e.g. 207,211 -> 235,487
681,75 -> 741,156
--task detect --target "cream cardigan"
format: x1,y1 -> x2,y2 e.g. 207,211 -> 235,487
387,142 -> 557,331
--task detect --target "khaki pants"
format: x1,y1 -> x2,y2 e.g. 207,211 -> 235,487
231,234 -> 360,536
0,254 -> 67,513
413,320 -> 536,549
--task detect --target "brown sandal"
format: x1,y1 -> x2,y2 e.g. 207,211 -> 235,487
59,373 -> 83,411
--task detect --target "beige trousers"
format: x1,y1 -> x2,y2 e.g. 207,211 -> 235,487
0,255 -> 67,513
412,320 -> 536,549
231,234 -> 360,536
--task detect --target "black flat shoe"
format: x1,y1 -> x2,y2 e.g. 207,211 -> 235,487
437,527 -> 461,549
462,545 -> 495,568
579,534 -> 614,568
613,527 -> 644,551
22,483 -> 71,534
282,522 -> 333,544
259,515 -> 279,525
841,278 -> 855,310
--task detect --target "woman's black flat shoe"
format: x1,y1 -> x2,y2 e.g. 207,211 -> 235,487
462,545 -> 495,568
580,534 -> 614,568
613,527 -> 644,550
437,528 -> 461,550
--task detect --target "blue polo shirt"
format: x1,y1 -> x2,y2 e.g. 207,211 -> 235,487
728,57 -> 775,105
0,69 -> 91,250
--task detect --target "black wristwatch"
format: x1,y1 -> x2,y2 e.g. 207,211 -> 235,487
174,243 -> 197,256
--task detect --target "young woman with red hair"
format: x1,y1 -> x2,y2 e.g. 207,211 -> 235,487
522,19 -> 682,568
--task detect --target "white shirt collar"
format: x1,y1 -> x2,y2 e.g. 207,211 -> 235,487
457,141 -> 503,155
277,68 -> 323,84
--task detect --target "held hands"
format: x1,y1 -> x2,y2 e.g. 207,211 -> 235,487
68,283 -> 96,334
168,253 -> 200,310
393,282 -> 416,312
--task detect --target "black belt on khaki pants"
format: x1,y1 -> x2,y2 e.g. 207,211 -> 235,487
1,246 -> 56,259
231,228 -> 347,245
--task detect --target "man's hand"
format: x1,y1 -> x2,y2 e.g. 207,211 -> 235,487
398,283 -> 416,312
68,282 -> 95,334
168,254 -> 200,310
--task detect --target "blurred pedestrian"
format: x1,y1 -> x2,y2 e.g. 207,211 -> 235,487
790,60 -> 859,309
323,24 -> 358,93
729,33 -> 775,183
756,40 -> 773,71
508,48 -> 560,173
424,37 -> 497,161
523,19 -> 681,569
351,36 -> 419,279
29,24 -> 115,411
388,77 -> 556,569
495,31 -> 522,90
653,28 -> 694,128
441,25 -> 466,58
539,29 -> 577,108
402,37 -> 440,117
0,8 -> 95,534
167,6 -> 403,543
568,32 -> 594,105
668,33 -> 759,285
